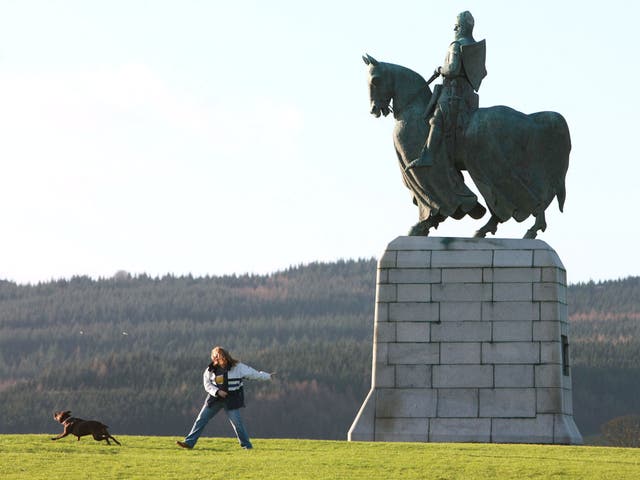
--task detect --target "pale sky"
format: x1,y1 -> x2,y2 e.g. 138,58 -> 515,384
0,0 -> 638,284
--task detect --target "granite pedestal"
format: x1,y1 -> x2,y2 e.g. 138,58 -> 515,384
348,237 -> 582,444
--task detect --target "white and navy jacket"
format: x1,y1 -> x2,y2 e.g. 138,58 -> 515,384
203,362 -> 271,410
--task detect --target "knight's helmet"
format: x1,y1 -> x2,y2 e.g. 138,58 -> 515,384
456,11 -> 475,39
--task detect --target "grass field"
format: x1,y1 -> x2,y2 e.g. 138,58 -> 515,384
1,434 -> 639,479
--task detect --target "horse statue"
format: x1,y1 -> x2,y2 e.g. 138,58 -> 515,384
362,54 -> 570,239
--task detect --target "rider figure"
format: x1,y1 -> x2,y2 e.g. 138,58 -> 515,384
407,11 -> 487,170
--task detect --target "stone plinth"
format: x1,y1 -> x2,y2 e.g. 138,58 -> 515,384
348,237 -> 582,444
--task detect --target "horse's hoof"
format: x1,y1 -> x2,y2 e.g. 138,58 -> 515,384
473,230 -> 486,238
469,203 -> 486,219
523,230 -> 537,239
408,227 -> 429,236
408,222 -> 429,236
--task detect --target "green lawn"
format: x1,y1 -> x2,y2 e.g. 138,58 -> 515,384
1,435 -> 639,479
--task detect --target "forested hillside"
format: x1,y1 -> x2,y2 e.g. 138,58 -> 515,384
0,261 -> 376,439
0,262 -> 638,440
568,276 -> 640,435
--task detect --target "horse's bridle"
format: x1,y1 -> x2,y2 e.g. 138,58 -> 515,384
389,83 -> 431,117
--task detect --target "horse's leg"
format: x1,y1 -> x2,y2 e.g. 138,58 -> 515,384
408,214 -> 445,236
524,211 -> 547,239
474,214 -> 500,238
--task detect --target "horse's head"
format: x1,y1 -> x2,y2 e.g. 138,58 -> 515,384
362,54 -> 392,118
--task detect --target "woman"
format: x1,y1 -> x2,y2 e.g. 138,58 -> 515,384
176,346 -> 274,450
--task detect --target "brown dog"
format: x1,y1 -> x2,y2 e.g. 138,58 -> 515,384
51,410 -> 121,445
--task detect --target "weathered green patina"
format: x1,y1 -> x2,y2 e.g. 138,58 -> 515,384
363,12 -> 569,239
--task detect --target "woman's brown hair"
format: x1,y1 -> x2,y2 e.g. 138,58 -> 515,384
210,346 -> 238,369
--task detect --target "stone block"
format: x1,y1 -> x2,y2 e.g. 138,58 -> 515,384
441,342 -> 481,364
389,302 -> 439,322
542,267 -> 566,285
375,388 -> 437,418
442,268 -> 483,283
397,284 -> 430,302
480,388 -> 536,417
375,417 -> 428,442
396,365 -> 431,388
492,321 -> 532,341
492,415 -> 554,443
376,284 -> 397,302
386,236 -> 432,250
432,250 -> 493,268
494,365 -> 534,388
432,283 -> 492,302
389,343 -> 439,365
437,389 -> 478,417
540,341 -> 562,364
374,342 -> 388,365
375,302 -> 389,322
379,250 -> 397,268
432,321 -> 492,342
396,250 -> 431,268
540,302 -> 567,322
386,236 -> 544,252
536,388 -> 563,414
377,269 -> 389,284
533,283 -> 567,303
433,365 -> 493,388
535,365 -> 562,388
493,250 -> 533,267
430,418 -> 491,442
482,342 -> 540,364
533,321 -> 561,341
374,365 -> 395,388
375,322 -> 396,343
485,267 -> 541,283
397,323 -> 430,342
389,268 -> 441,284
482,302 -> 539,321
533,248 -> 564,269
440,302 -> 482,321
493,283 -> 533,302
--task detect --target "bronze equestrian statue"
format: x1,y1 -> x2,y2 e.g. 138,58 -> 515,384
363,11 -> 570,239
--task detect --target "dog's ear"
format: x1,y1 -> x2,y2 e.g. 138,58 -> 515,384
64,410 -> 71,416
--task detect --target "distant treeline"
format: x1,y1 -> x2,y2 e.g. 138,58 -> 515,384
0,262 -> 638,439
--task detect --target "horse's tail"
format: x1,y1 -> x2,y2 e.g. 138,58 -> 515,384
556,183 -> 566,212
547,112 -> 570,214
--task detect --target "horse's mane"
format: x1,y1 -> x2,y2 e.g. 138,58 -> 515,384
378,61 -> 431,114
381,61 -> 428,88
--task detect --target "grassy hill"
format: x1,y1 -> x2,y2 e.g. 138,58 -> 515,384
1,435 -> 639,479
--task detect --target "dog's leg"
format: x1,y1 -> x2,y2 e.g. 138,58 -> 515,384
51,427 -> 71,441
109,435 -> 121,446
51,431 -> 69,441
